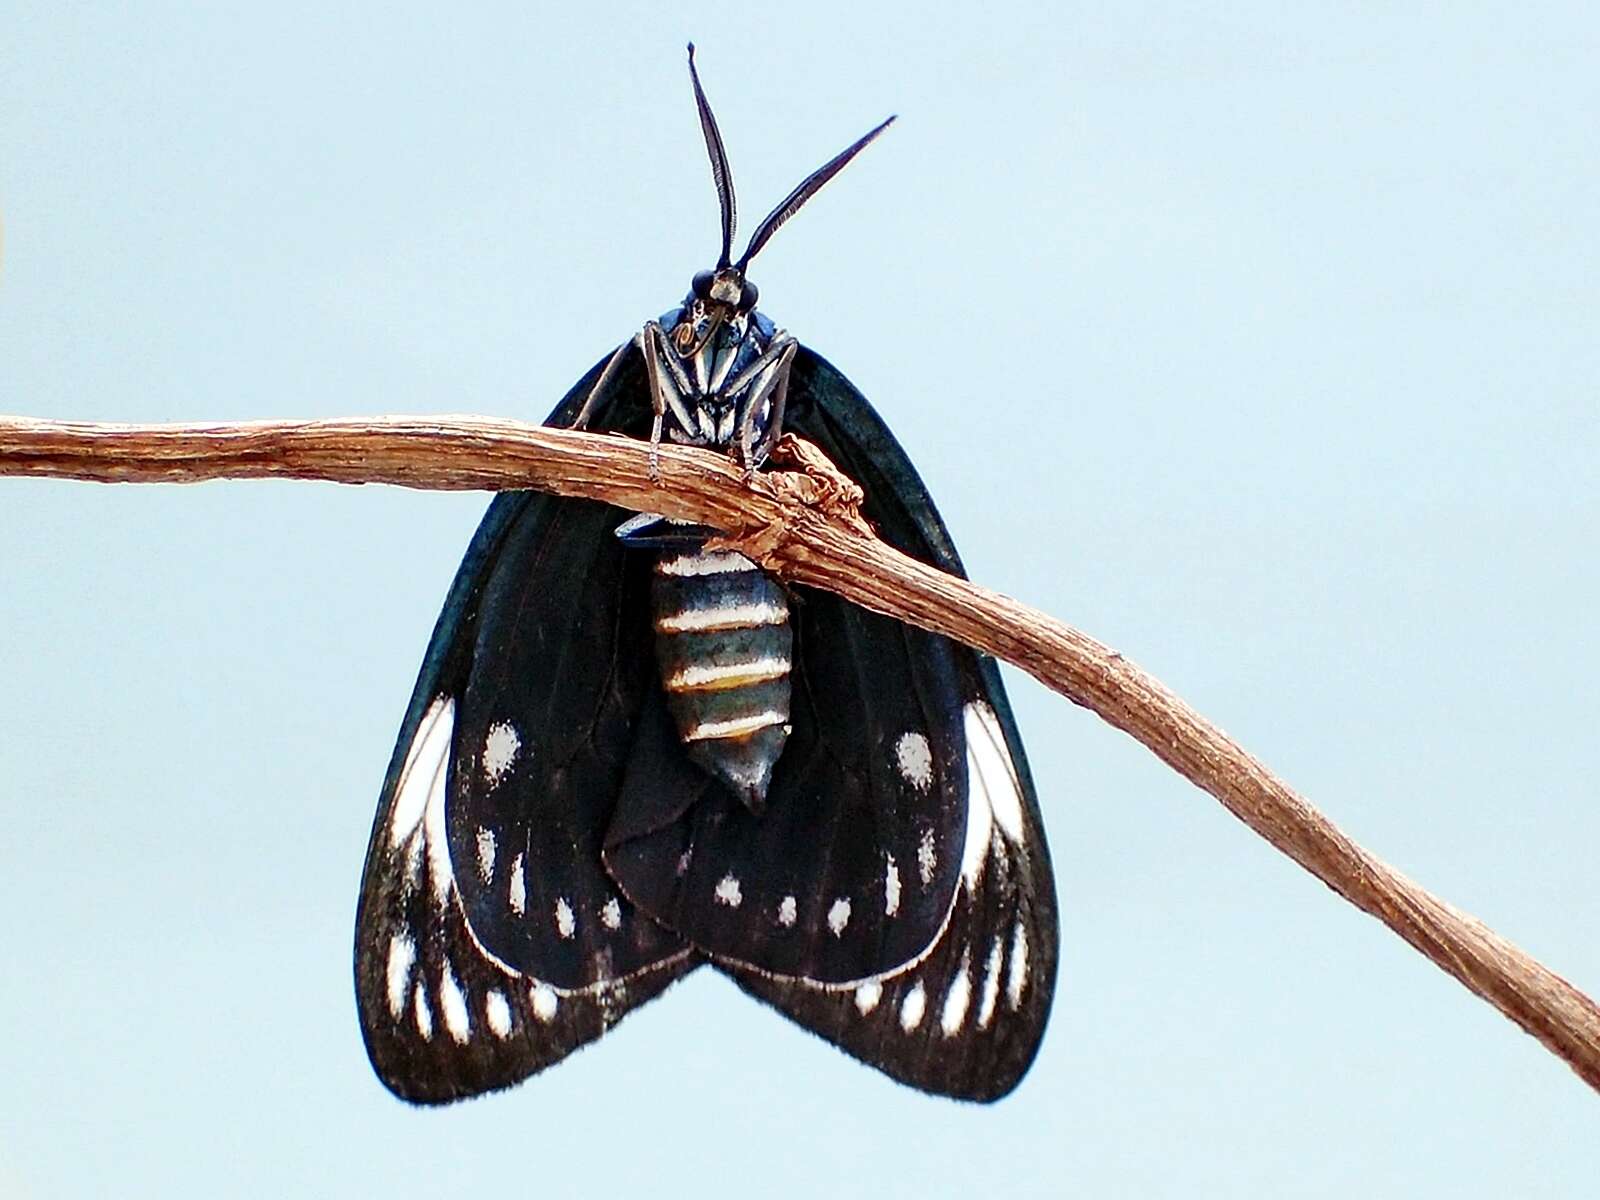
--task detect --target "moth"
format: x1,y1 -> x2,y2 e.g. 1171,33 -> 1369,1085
354,48 -> 1058,1104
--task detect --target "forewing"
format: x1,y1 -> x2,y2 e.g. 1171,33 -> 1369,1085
355,349 -> 699,1104
716,349 -> 1060,1100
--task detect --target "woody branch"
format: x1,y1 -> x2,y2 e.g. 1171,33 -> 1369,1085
3,412 -> 1598,1094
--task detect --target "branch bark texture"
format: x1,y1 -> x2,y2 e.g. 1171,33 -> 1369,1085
4,413 -> 1598,1093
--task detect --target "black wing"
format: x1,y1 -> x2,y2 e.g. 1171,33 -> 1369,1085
359,342 -> 1056,1103
354,349 -> 700,1104
711,348 -> 1060,1101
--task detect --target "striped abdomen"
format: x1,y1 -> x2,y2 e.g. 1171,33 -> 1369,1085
651,549 -> 793,810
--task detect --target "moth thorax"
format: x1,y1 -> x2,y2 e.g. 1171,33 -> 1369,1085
649,548 -> 793,811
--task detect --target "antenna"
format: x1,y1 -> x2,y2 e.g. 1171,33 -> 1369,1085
737,115 -> 896,270
686,44 -> 737,269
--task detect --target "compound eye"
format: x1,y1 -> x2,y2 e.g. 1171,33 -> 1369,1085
691,270 -> 715,299
739,280 -> 760,311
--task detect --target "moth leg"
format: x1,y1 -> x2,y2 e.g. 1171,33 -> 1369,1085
638,331 -> 665,481
721,331 -> 795,404
649,320 -> 699,401
733,338 -> 797,473
748,341 -> 796,470
640,321 -> 707,482
570,340 -> 631,431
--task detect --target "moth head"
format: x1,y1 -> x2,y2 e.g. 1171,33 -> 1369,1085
690,267 -> 758,314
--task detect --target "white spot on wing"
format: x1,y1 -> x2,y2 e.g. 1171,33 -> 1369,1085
940,949 -> 973,1036
601,898 -> 622,930
485,989 -> 512,1038
386,934 -> 416,1020
402,831 -> 424,893
959,762 -> 994,890
966,701 -> 1026,842
715,874 -> 743,908
855,980 -> 882,1014
1006,921 -> 1029,1009
595,976 -> 629,1028
899,981 -> 927,1032
439,962 -> 471,1044
508,853 -> 526,915
388,697 -> 453,847
481,720 -> 520,789
918,828 -> 937,885
475,826 -> 496,883
990,828 -> 1010,868
884,856 -> 901,916
978,936 -> 1004,1029
777,895 -> 797,927
555,897 -> 576,939
827,897 -> 852,936
530,983 -> 558,1023
423,720 -> 456,904
413,982 -> 433,1040
894,731 -> 933,792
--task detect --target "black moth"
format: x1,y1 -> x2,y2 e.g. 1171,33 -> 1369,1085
354,48 -> 1058,1104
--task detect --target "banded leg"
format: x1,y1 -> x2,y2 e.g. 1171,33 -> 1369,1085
733,339 -> 796,469
640,321 -> 708,481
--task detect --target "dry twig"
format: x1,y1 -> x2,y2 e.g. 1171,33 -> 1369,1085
3,412 -> 1598,1093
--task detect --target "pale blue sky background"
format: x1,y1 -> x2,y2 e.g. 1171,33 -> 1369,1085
2,4 -> 1597,1197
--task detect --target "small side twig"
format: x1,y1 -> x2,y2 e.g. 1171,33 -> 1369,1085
3,412 -> 1598,1094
